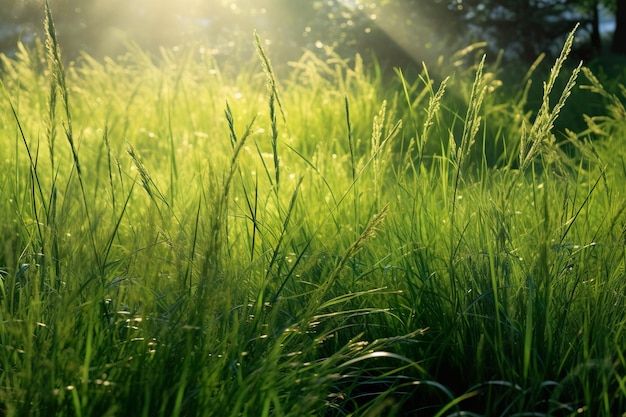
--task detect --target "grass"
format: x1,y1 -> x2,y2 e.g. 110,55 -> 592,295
1,7 -> 626,416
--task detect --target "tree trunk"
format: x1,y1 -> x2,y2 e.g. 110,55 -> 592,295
591,1 -> 602,55
613,0 -> 626,54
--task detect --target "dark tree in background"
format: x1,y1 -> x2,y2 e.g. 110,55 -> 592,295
570,0 -> 625,56
586,0 -> 603,55
613,0 -> 626,53
379,0 -> 616,61
375,0 -> 625,61
467,0 -> 582,61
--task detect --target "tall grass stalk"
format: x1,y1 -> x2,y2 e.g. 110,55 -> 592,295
518,25 -> 582,172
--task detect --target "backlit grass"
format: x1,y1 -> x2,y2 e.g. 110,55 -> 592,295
1,6 -> 625,416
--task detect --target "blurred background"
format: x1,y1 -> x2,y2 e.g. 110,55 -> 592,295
0,0 -> 624,70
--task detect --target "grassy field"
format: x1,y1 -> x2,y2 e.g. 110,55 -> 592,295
1,8 -> 626,416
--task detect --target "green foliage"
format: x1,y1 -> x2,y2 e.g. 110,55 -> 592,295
1,12 -> 626,417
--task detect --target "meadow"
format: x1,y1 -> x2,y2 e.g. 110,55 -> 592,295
1,8 -> 626,416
